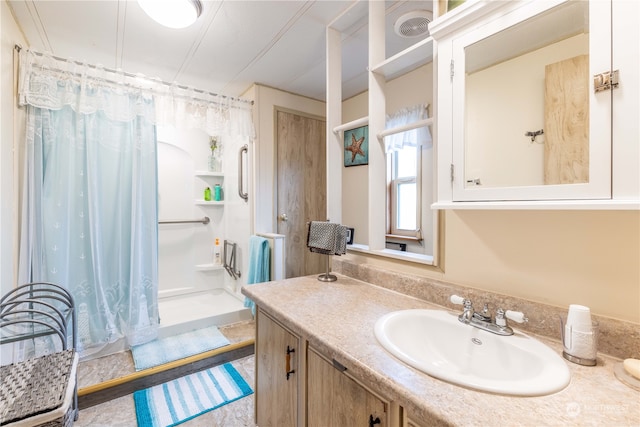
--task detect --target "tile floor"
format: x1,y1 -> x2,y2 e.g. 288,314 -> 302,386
74,320 -> 256,427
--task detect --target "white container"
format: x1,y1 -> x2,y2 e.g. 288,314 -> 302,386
564,322 -> 599,359
561,304 -> 599,366
566,304 -> 592,333
213,238 -> 222,266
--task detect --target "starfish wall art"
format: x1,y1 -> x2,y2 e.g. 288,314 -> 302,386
344,125 -> 369,167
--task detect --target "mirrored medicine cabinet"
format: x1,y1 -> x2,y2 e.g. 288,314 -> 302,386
437,0 -> 614,204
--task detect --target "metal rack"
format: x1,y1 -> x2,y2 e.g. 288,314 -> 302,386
1,282 -> 78,422
223,240 -> 242,280
1,282 -> 76,350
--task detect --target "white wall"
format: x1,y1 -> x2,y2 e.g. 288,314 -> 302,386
156,125 -> 250,298
1,1 -> 27,365
1,2 -> 26,298
156,127 -> 223,297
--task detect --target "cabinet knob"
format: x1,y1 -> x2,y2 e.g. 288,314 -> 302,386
279,213 -> 288,222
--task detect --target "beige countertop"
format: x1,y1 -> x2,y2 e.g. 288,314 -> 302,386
242,274 -> 640,427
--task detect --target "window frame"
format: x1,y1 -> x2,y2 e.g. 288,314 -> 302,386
387,146 -> 422,239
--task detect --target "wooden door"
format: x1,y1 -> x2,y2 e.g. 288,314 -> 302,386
276,109 -> 326,278
255,309 -> 299,427
307,348 -> 388,427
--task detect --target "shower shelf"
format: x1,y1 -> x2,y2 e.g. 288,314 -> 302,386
195,200 -> 224,205
195,171 -> 224,178
195,263 -> 224,271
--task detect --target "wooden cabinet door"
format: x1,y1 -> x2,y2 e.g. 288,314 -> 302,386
256,309 -> 299,427
307,348 -> 387,427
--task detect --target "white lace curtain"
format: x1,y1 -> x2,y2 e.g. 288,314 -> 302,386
384,103 -> 432,153
17,49 -> 255,138
15,49 -> 254,358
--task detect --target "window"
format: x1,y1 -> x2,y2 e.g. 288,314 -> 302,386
388,145 -> 421,238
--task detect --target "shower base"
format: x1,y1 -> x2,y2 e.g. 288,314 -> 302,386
81,289 -> 252,361
157,288 -> 252,338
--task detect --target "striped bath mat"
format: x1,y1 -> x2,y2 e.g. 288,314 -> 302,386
134,363 -> 253,427
131,326 -> 230,371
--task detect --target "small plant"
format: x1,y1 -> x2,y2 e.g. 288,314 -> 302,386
208,136 -> 222,172
209,136 -> 220,155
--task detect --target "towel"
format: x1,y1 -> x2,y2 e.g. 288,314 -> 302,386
244,235 -> 270,315
307,221 -> 347,256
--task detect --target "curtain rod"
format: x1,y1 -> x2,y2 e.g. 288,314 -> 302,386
14,44 -> 253,106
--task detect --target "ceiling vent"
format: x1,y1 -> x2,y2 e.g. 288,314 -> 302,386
394,10 -> 433,38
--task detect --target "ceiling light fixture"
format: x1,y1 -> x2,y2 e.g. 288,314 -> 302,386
138,0 -> 203,29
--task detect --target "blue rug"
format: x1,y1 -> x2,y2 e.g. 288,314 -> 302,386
131,326 -> 230,371
134,363 -> 253,427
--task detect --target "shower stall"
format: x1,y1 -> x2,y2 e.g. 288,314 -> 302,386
156,125 -> 252,338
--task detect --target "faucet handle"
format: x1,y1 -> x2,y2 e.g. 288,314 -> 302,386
450,295 -> 466,305
495,308 -> 507,327
505,310 -> 528,324
495,308 -> 528,327
450,295 -> 473,312
481,303 -> 490,316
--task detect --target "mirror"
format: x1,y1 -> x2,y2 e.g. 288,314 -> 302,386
463,1 -> 589,188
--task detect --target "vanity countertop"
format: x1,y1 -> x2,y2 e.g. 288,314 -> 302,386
242,274 -> 640,426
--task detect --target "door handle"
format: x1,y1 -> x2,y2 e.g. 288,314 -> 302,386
285,345 -> 295,380
279,213 -> 288,222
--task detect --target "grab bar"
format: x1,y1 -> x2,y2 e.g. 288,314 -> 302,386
159,217 -> 210,225
238,144 -> 248,202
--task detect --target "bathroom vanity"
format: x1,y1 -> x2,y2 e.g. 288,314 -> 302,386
242,275 -> 639,426
255,308 -> 390,426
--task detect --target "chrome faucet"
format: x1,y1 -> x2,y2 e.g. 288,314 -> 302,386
460,298 -> 474,323
450,295 -> 528,336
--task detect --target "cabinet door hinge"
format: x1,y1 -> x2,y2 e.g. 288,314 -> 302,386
450,164 -> 455,183
594,70 -> 619,93
450,59 -> 455,81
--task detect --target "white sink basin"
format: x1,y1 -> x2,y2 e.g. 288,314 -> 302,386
374,309 -> 570,396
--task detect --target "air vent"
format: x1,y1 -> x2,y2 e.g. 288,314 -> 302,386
394,10 -> 433,38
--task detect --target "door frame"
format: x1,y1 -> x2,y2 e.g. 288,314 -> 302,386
273,106 -> 327,277
272,106 -> 327,231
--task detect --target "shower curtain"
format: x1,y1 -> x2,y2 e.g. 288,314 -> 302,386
18,53 -> 159,356
16,49 -> 255,358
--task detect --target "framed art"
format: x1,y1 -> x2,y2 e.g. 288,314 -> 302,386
344,125 -> 369,167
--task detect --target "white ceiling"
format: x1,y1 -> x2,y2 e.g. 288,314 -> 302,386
7,0 -> 433,101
